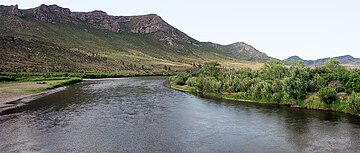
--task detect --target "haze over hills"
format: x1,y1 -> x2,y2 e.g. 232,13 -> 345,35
284,55 -> 360,68
0,4 -> 273,72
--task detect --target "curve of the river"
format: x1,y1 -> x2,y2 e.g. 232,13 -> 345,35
0,77 -> 359,153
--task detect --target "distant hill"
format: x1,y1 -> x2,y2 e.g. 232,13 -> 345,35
0,4 -> 273,72
284,55 -> 360,68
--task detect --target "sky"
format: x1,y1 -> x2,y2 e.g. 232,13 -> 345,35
2,0 -> 360,60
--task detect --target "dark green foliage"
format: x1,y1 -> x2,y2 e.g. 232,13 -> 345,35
260,60 -> 288,80
345,77 -> 360,93
283,77 -> 308,100
199,61 -> 221,77
171,59 -> 360,114
318,87 -> 338,105
186,77 -> 198,87
172,73 -> 191,85
347,92 -> 360,114
309,74 -> 327,92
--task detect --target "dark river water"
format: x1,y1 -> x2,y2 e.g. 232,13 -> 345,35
0,77 -> 359,153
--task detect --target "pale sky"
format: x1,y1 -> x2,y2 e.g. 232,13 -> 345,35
2,0 -> 359,60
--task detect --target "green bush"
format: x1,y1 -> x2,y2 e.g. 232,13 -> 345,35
347,92 -> 360,114
186,77 -> 198,87
318,87 -> 338,105
272,92 -> 284,103
173,73 -> 191,85
304,100 -> 325,109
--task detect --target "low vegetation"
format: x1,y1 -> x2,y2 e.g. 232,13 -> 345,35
0,71 -> 173,83
170,59 -> 360,115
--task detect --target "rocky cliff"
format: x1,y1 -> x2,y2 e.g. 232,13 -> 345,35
0,5 -> 24,17
28,4 -> 190,41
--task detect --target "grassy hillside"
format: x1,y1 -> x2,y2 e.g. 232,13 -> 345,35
0,5 -> 269,73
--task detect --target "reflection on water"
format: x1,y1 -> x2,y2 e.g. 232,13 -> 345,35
0,77 -> 359,152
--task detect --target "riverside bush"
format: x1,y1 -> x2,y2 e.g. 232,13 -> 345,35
348,92 -> 360,114
170,59 -> 360,114
318,87 -> 338,105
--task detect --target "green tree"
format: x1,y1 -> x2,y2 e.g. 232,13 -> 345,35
172,73 -> 191,85
318,87 -> 338,105
237,77 -> 252,92
347,92 -> 360,114
186,77 -> 198,87
199,61 -> 221,77
322,58 -> 346,81
283,77 -> 308,100
260,60 -> 288,80
309,74 -> 327,92
345,76 -> 360,93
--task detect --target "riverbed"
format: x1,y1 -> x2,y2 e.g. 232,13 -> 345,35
0,77 -> 359,152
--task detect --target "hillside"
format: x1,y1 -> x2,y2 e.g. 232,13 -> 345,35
0,4 -> 273,72
284,55 -> 360,68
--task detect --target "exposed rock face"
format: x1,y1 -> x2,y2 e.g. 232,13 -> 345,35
71,11 -> 129,32
33,4 -> 71,23
0,5 -> 24,17
29,4 -> 190,40
130,14 -> 189,41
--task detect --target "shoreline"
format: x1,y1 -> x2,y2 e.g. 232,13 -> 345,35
0,78 -> 82,114
0,87 -> 66,113
169,83 -> 360,117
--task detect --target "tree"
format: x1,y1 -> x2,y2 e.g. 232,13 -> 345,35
260,60 -> 288,80
345,75 -> 360,93
347,92 -> 360,114
318,87 -> 338,105
283,77 -> 308,100
271,79 -> 284,103
186,77 -> 198,87
309,74 -> 327,92
322,58 -> 346,81
199,61 -> 221,77
251,80 -> 271,99
172,73 -> 190,85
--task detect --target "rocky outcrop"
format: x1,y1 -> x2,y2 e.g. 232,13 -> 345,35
29,4 -> 190,40
130,14 -> 189,41
32,4 -> 72,23
0,5 -> 24,17
71,11 -> 129,32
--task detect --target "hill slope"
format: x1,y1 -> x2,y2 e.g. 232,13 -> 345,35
0,4 -> 273,72
284,55 -> 360,68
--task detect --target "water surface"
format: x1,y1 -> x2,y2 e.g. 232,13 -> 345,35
0,77 -> 359,152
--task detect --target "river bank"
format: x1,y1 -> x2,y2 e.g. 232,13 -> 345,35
0,78 -> 82,113
169,82 -> 360,117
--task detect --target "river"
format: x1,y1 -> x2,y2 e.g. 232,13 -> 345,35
0,77 -> 359,152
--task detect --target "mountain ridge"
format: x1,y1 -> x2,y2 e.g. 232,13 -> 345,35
284,55 -> 360,68
0,4 -> 273,72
